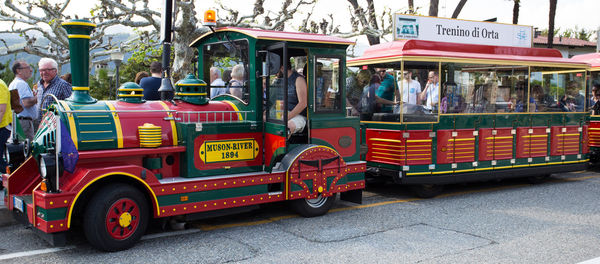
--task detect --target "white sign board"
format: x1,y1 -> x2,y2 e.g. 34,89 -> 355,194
394,14 -> 532,48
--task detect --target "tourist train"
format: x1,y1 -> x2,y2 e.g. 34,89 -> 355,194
2,9 -> 597,251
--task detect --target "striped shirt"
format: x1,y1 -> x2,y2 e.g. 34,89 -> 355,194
38,76 -> 71,117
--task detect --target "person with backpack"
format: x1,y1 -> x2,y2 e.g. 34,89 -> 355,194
358,70 -> 397,119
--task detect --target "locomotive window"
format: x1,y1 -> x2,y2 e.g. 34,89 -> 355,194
530,67 -> 586,112
314,57 -> 343,113
203,40 -> 249,103
440,63 -> 528,113
267,55 -> 308,123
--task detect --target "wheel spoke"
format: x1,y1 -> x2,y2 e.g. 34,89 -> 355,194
105,198 -> 141,240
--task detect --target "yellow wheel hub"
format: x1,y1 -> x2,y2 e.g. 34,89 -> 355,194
119,212 -> 133,227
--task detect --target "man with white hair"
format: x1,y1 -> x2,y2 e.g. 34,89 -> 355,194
9,60 -> 37,140
209,67 -> 226,98
37,58 -> 71,118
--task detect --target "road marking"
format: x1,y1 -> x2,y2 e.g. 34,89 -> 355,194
0,246 -> 76,261
196,214 -> 297,231
0,229 -> 203,260
578,256 -> 600,264
141,228 -> 202,240
1,175 -> 598,260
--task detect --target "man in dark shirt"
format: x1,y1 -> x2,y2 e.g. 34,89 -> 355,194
140,61 -> 162,100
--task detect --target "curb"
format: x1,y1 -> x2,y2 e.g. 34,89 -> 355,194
0,205 -> 15,227
0,190 -> 16,227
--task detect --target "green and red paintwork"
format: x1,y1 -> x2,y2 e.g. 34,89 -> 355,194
365,114 -> 589,183
572,53 -> 600,161
352,40 -> 590,185
3,20 -> 365,247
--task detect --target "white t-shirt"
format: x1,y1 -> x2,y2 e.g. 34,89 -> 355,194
423,83 -> 439,110
399,79 -> 421,105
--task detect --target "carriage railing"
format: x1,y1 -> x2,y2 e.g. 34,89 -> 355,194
176,110 -> 253,124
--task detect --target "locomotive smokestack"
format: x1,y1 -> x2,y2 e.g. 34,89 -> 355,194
158,0 -> 175,101
61,20 -> 97,104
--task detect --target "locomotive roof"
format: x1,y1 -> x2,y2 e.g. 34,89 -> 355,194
348,39 -> 588,66
190,27 -> 355,47
571,52 -> 600,68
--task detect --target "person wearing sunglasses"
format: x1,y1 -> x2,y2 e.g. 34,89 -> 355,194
9,60 -> 37,140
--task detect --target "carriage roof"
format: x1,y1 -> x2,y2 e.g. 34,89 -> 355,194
572,52 -> 600,68
190,27 -> 355,47
348,39 -> 588,66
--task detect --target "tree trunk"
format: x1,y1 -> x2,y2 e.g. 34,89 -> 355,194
171,1 -> 201,81
451,0 -> 467,18
346,0 -> 380,45
408,0 -> 414,14
365,0 -> 380,45
512,0 -> 520,24
429,0 -> 439,16
548,0 -> 557,48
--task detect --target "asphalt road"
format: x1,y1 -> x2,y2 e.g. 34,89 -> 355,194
0,170 -> 599,263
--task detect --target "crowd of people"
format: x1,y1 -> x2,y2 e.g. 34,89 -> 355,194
208,65 -> 246,100
345,68 -> 440,117
1,57 -> 72,173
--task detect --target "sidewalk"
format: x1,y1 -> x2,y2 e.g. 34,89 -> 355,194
0,189 -> 15,227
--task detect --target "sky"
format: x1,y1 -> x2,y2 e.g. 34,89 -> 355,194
56,0 -> 599,36
4,0 -> 599,48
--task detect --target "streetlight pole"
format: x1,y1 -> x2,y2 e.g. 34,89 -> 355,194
110,49 -> 124,100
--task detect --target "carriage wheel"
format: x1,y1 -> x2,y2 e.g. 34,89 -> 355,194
290,193 -> 336,217
84,184 -> 149,252
411,184 -> 444,198
527,174 -> 550,184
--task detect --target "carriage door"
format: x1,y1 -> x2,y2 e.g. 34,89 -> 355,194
309,54 -> 360,161
263,42 -> 289,169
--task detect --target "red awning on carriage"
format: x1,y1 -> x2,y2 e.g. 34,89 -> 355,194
572,52 -> 600,68
348,39 -> 587,66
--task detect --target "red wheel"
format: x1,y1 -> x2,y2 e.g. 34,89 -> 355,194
105,198 -> 141,240
84,184 -> 149,251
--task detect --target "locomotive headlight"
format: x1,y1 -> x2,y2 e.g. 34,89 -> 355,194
39,155 -> 48,179
4,148 -> 9,164
23,139 -> 30,157
38,153 -> 63,193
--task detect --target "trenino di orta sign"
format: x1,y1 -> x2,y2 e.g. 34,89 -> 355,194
394,14 -> 533,48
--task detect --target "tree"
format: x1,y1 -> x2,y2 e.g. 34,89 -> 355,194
512,0 -> 520,24
451,0 -> 468,19
548,0 -> 557,48
1,0 -> 320,81
346,0 -> 383,45
0,0 -> 123,68
428,0 -> 439,16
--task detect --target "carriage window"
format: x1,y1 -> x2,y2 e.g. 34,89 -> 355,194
440,63 -> 527,113
401,61 -> 439,122
314,57 -> 342,112
589,71 -> 600,112
203,40 -> 249,103
530,68 -> 585,112
345,66 -> 361,116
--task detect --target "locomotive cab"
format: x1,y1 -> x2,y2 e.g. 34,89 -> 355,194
190,28 -> 362,171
